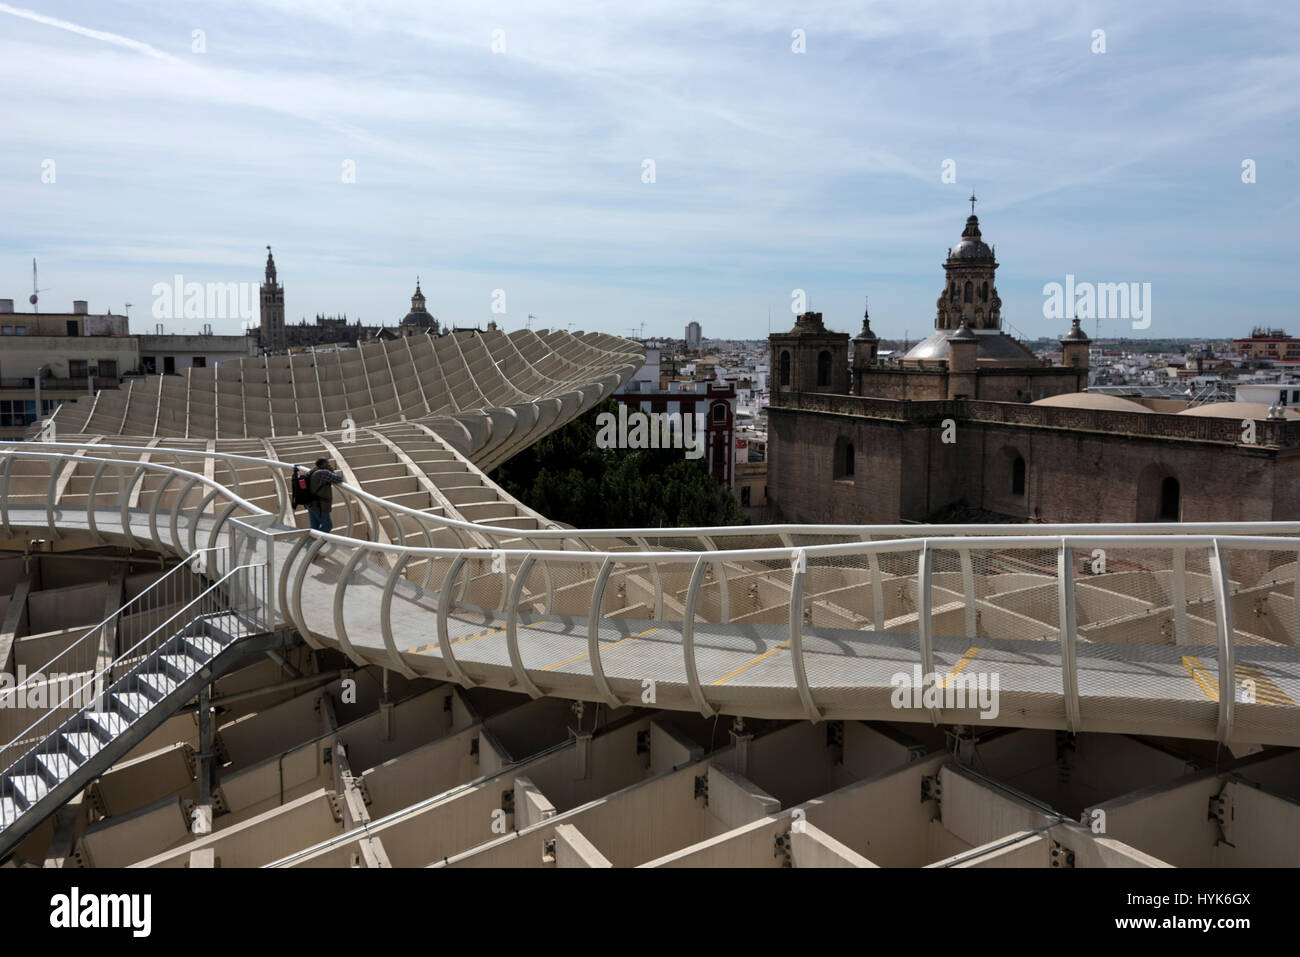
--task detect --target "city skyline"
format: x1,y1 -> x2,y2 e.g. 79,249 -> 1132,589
2,1 -> 1296,340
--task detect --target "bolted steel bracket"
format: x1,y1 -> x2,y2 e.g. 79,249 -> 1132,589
921,773 -> 942,807
1208,786 -> 1236,847
1049,841 -> 1075,868
774,831 -> 792,868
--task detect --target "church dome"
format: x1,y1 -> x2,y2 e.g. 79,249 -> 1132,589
1031,393 -> 1151,413
1175,401 -> 1300,420
947,215 -> 994,261
402,279 -> 438,329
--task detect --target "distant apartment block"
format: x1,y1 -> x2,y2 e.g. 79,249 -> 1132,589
685,320 -> 702,351
1234,327 -> 1300,364
0,297 -> 250,438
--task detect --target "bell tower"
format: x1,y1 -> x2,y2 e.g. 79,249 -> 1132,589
935,194 -> 1001,332
259,245 -> 285,354
769,310 -> 850,398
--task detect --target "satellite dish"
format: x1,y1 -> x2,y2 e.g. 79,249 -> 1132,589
29,294 -> 37,305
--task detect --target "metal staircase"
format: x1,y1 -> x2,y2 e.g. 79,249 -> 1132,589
0,560 -> 276,862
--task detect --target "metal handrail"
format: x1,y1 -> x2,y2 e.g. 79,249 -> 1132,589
307,529 -> 1300,564
2,545 -> 227,702
308,527 -> 1298,748
0,562 -> 267,786
2,445 -> 1299,751
14,440 -> 1300,545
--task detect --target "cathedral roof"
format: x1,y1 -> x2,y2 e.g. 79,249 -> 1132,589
903,328 -> 1038,363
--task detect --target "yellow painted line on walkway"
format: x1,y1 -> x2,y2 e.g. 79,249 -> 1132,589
541,627 -> 660,672
939,647 -> 980,689
410,626 -> 506,656
1182,656 -> 1220,701
456,626 -> 506,646
712,640 -> 792,686
1233,663 -> 1295,706
1181,657 -> 1295,705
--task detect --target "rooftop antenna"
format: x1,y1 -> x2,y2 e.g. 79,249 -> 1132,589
30,258 -> 49,311
526,313 -> 535,329
124,303 -> 132,320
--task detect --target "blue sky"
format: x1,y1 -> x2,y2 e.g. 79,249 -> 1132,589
1,0 -> 1296,341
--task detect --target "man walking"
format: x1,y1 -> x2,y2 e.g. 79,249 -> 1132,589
307,457 -> 344,533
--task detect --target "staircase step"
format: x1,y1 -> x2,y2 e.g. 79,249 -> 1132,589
62,732 -> 104,763
36,752 -> 80,783
138,671 -> 179,699
161,654 -> 201,679
202,615 -> 246,642
86,710 -> 129,739
10,774 -> 49,806
0,795 -> 16,829
183,635 -> 225,659
111,692 -> 152,721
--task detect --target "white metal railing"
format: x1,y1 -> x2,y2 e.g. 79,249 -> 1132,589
2,444 -> 1299,747
298,528 -> 1300,746
10,437 -> 1300,553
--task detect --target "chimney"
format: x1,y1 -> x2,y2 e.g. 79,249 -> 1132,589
0,299 -> 12,314
73,300 -> 89,315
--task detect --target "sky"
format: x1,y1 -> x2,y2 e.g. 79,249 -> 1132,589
0,0 -> 1297,342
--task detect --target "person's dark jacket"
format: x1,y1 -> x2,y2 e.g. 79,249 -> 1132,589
308,467 -> 343,510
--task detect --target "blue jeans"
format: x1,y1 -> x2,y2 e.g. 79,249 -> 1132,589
308,507 -> 333,533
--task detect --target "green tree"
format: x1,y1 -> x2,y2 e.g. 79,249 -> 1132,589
490,399 -> 746,528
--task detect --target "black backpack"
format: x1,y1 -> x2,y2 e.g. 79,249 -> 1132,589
291,467 -> 315,509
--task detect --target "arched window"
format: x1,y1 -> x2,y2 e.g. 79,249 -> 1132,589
1159,476 -> 1180,521
712,403 -> 726,422
779,351 -> 791,386
833,436 -> 855,481
950,283 -> 959,302
980,281 -> 989,302
817,350 -> 831,387
1012,456 -> 1026,496
1137,464 -> 1180,522
964,281 -> 973,302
